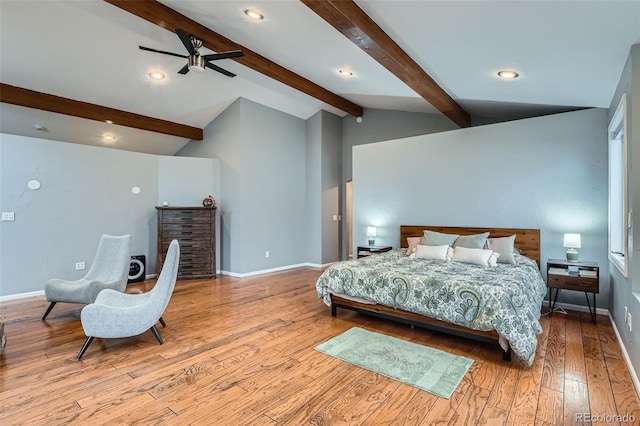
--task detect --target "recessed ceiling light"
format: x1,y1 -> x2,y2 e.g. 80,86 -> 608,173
339,69 -> 353,77
149,71 -> 165,80
103,134 -> 116,142
244,9 -> 263,20
497,70 -> 519,79
105,120 -> 113,124
34,124 -> 47,131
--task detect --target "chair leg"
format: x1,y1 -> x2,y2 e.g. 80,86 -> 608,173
77,336 -> 95,360
150,325 -> 164,345
42,302 -> 57,320
159,317 -> 166,328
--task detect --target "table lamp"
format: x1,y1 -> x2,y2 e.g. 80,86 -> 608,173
367,226 -> 377,246
563,233 -> 581,261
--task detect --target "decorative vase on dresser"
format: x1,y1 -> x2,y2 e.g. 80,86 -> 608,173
156,206 -> 216,280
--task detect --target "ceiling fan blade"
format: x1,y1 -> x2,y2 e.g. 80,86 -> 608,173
202,51 -> 245,61
175,29 -> 197,55
139,46 -> 188,59
177,64 -> 190,75
205,62 -> 236,78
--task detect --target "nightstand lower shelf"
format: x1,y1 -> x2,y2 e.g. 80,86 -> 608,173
548,287 -> 597,324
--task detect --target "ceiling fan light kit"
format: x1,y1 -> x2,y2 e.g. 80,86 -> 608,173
139,28 -> 244,78
188,55 -> 206,72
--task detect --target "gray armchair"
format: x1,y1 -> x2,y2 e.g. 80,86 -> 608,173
42,234 -> 132,320
76,239 -> 180,359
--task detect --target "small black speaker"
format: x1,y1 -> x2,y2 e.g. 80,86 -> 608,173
128,255 -> 146,283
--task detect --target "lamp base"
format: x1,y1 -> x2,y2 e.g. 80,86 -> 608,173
368,239 -> 375,246
566,249 -> 579,262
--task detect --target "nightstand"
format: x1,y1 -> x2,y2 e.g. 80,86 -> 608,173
546,259 -> 599,324
357,245 -> 392,259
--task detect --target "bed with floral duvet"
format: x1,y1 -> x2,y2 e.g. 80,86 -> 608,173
316,226 -> 547,366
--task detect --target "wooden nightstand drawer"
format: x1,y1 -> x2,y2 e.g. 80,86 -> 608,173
547,273 -> 598,293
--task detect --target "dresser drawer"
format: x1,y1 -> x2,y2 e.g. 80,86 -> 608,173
162,225 -> 211,241
161,209 -> 212,224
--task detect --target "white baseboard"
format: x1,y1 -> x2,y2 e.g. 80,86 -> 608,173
609,312 -> 640,399
0,290 -> 45,302
219,262 -> 323,278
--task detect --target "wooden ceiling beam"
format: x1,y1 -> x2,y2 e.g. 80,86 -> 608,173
104,0 -> 364,118
301,0 -> 470,128
0,83 -> 203,140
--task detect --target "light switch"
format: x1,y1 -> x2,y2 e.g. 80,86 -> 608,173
332,215 -> 338,221
2,212 -> 15,221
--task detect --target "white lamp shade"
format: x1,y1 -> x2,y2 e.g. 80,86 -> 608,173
367,226 -> 377,237
563,233 -> 581,249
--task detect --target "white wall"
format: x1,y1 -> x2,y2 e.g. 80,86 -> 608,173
353,108 -> 609,309
341,108 -> 460,259
0,134 -> 218,297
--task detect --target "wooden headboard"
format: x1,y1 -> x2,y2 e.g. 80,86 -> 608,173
400,225 -> 541,267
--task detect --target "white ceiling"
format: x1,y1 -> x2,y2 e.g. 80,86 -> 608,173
1,0 -> 639,155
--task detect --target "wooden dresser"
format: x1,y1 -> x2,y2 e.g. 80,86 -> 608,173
156,206 -> 216,279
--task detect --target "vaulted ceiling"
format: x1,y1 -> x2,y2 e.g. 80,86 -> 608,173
1,0 -> 639,155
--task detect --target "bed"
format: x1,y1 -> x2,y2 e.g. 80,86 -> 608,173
316,226 -> 547,366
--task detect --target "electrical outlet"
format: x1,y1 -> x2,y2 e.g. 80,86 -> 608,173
1,212 -> 15,221
265,251 -> 270,258
75,261 -> 85,270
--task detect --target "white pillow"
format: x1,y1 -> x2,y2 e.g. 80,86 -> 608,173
414,244 -> 451,261
452,246 -> 499,267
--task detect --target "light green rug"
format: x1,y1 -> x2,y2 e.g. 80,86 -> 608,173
315,327 -> 473,398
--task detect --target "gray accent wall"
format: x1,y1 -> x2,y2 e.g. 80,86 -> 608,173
321,111 -> 342,264
352,108 -> 609,308
306,110 -> 342,265
0,134 -> 217,297
177,98 -> 308,275
608,44 -> 640,382
305,111 -> 322,264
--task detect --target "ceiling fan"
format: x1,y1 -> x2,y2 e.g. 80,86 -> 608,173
139,29 -> 244,77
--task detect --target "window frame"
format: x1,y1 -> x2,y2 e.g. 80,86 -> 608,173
608,93 -> 629,277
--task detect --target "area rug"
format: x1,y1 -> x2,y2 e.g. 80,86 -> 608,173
315,327 -> 473,398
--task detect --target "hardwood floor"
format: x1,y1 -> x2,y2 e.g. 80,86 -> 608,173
1,267 -> 638,425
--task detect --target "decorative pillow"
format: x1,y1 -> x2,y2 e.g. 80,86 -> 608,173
421,230 -> 459,247
405,237 -> 422,256
454,232 -> 490,249
488,251 -> 500,267
487,235 -> 517,265
414,244 -> 451,260
452,246 -> 499,267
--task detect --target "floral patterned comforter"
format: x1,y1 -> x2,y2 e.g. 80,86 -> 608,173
316,249 -> 547,366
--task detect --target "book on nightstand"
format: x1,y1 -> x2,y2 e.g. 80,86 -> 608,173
548,267 -> 569,275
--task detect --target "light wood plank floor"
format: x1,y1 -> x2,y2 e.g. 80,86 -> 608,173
1,267 -> 638,425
